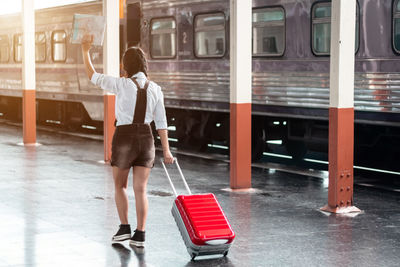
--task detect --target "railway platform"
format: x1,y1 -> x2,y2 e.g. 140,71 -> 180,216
0,122 -> 399,267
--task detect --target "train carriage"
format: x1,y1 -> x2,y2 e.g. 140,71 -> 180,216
0,2 -> 104,129
0,0 -> 399,171
139,0 -> 400,170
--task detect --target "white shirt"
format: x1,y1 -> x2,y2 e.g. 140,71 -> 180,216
91,71 -> 168,130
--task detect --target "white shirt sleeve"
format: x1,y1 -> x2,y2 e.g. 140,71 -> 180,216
91,72 -> 120,94
154,86 -> 168,130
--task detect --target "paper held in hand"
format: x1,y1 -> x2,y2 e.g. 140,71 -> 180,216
71,14 -> 105,46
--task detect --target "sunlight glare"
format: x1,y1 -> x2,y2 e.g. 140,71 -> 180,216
0,0 -> 95,15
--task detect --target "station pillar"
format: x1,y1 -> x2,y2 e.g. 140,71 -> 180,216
103,0 -> 119,162
229,0 -> 252,189
22,0 -> 36,145
321,0 -> 360,214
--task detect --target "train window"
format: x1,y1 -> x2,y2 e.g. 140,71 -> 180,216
312,4 -> 331,54
394,0 -> 400,53
194,13 -> 226,58
52,30 -> 66,62
150,18 -> 176,58
312,2 -> 359,55
252,7 -> 285,56
0,35 -> 9,63
13,34 -> 22,63
35,32 -> 46,62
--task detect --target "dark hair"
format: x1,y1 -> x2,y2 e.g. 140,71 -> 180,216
122,47 -> 148,77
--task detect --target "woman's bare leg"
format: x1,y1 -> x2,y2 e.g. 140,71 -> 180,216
113,166 -> 130,224
132,166 -> 151,231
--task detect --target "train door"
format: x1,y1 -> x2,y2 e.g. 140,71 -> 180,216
126,2 -> 141,47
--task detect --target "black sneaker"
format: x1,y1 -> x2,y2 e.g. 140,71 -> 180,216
111,224 -> 131,243
129,229 -> 145,247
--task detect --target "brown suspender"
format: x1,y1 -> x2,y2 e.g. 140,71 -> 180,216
130,78 -> 149,124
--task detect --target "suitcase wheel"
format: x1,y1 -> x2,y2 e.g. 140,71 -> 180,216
191,254 -> 196,261
224,251 -> 228,257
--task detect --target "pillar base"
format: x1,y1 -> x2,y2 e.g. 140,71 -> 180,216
221,187 -> 261,194
17,142 -> 41,147
320,205 -> 361,214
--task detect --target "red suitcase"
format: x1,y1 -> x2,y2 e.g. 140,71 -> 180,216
161,159 -> 235,260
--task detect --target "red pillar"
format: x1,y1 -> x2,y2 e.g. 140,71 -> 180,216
22,0 -> 36,145
103,0 -> 119,162
104,94 -> 115,162
321,0 -> 360,214
23,90 -> 36,144
229,0 -> 252,189
322,108 -> 356,212
230,103 -> 252,189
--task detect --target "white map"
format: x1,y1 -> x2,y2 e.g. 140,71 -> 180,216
71,13 -> 105,46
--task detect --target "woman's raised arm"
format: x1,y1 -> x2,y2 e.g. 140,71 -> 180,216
81,35 -> 95,80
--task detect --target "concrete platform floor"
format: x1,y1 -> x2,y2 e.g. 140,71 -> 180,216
0,122 -> 399,267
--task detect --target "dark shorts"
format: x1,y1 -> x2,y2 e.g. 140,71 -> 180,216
111,123 -> 155,169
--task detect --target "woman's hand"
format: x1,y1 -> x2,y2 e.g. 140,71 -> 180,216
158,129 -> 174,164
81,34 -> 94,52
163,149 -> 174,164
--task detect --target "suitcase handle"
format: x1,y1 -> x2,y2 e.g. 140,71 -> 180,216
161,158 -> 192,197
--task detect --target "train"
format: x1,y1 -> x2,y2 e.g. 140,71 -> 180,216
0,0 -> 399,171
